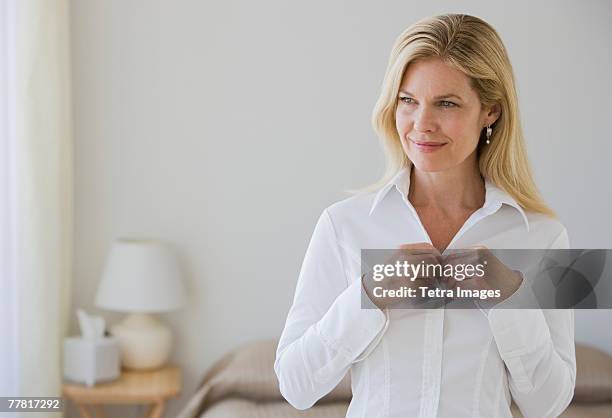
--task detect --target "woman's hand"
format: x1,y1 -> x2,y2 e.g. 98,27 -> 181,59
361,242 -> 444,310
442,245 -> 523,308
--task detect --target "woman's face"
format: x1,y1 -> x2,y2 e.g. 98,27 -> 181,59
395,57 -> 497,172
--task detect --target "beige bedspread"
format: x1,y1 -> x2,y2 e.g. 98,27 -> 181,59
176,340 -> 351,418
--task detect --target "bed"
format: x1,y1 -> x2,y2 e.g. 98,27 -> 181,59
176,340 -> 612,418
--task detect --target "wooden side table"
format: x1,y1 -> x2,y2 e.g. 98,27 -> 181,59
62,366 -> 181,418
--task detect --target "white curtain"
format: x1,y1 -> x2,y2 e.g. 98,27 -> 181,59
0,1 -> 72,417
0,0 -> 19,405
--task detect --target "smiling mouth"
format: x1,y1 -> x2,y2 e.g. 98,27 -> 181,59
410,138 -> 448,149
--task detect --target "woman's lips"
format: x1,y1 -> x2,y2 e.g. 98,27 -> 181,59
410,139 -> 448,153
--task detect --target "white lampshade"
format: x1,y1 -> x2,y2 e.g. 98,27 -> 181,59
95,238 -> 186,312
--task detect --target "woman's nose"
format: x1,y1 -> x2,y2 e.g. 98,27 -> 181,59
413,106 -> 437,133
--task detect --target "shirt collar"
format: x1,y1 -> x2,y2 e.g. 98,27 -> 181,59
368,165 -> 530,232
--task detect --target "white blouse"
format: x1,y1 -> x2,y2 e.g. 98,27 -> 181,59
274,166 -> 576,418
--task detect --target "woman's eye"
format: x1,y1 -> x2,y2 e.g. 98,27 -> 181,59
399,96 -> 415,104
439,100 -> 457,108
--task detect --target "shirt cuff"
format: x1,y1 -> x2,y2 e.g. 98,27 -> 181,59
314,277 -> 388,364
482,271 -> 551,357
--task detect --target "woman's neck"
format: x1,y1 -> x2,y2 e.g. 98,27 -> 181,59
408,157 -> 485,212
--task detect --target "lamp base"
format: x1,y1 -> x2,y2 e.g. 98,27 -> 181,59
110,313 -> 172,370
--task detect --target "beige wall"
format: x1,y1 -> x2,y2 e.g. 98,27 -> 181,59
69,0 -> 612,416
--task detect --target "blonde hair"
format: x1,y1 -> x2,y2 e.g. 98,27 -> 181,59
358,13 -> 555,217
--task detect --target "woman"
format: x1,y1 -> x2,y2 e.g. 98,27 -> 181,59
274,14 -> 575,418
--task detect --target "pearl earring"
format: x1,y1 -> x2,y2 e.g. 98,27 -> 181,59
485,125 -> 492,144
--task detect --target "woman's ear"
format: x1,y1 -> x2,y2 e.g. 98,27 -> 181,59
485,103 -> 501,126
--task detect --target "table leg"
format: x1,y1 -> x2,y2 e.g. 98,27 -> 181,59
76,404 -> 94,418
146,401 -> 165,418
94,405 -> 108,418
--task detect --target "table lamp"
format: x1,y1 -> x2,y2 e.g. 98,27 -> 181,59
95,238 -> 186,370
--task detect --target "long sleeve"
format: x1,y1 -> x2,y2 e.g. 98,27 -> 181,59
487,227 -> 576,418
274,209 -> 388,410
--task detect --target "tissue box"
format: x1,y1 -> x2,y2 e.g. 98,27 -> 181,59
63,337 -> 120,387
